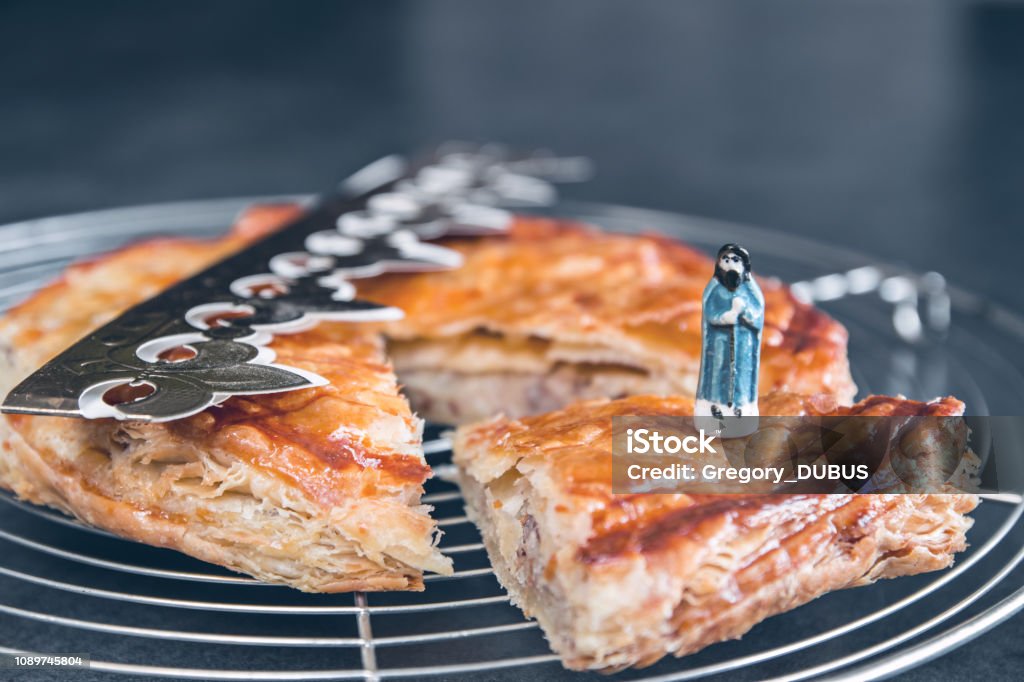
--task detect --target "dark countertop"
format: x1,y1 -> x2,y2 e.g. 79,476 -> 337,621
1,1 -> 1022,679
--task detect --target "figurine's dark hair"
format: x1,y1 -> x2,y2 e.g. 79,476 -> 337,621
714,243 -> 752,289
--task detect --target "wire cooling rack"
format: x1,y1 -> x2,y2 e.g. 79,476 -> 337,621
0,198 -> 1022,681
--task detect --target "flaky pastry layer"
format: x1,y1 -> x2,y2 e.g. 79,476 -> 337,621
0,207 -> 450,591
453,393 -> 977,670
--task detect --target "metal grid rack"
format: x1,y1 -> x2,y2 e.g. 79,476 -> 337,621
0,198 -> 1022,681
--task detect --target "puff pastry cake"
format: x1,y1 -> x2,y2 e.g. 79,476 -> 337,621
0,203 -> 856,592
453,393 -> 978,671
0,207 -> 452,592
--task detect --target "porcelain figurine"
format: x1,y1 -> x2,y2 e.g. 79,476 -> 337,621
695,243 -> 764,437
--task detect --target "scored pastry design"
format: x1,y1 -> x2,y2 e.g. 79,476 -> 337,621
0,227 -> 453,591
359,221 -> 856,424
452,393 -> 978,671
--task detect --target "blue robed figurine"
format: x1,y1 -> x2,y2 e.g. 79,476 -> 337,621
695,244 -> 764,436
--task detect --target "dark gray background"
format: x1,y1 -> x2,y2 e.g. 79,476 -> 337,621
1,0 -> 1022,679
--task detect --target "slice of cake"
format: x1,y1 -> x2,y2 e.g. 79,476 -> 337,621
0,218 -> 451,591
453,393 -> 977,670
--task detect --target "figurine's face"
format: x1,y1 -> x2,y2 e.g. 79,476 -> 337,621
718,253 -> 744,273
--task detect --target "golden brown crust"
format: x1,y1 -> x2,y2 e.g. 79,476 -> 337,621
0,207 -> 450,591
453,393 -> 977,670
357,218 -> 856,403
